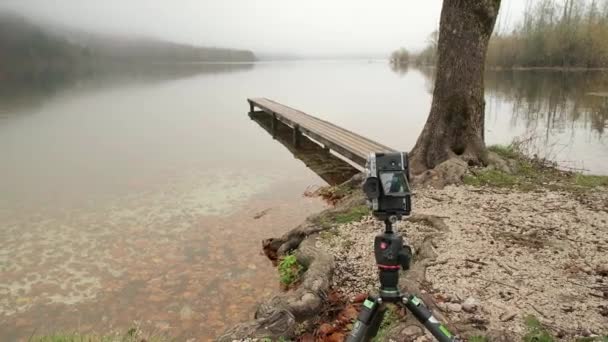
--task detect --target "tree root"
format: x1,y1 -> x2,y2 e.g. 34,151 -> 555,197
412,158 -> 468,188
217,238 -> 334,341
218,177 -> 364,341
263,193 -> 366,261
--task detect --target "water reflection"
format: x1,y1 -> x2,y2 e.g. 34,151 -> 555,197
400,66 -> 608,137
249,111 -> 358,185
0,63 -> 254,119
2,60 -> 607,342
392,64 -> 608,172
485,70 -> 608,136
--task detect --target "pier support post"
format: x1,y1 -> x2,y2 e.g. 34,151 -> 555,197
271,113 -> 278,138
248,100 -> 254,113
292,124 -> 302,148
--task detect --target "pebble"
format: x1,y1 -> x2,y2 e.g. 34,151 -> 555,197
462,297 -> 479,313
402,325 -> 424,338
446,303 -> 462,313
180,305 -> 193,320
597,264 -> 608,277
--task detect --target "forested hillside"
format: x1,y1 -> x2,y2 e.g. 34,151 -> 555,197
0,12 -> 255,81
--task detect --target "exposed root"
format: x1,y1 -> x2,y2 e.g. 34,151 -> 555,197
218,237 -> 334,341
263,193 -> 366,260
412,158 -> 468,188
218,176 -> 364,341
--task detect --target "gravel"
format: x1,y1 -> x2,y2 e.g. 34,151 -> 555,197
316,185 -> 608,339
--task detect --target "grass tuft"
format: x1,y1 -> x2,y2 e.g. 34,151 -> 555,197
523,315 -> 555,342
465,144 -> 608,192
371,305 -> 399,342
29,328 -> 165,342
488,144 -> 519,160
574,174 -> 608,188
333,205 -> 370,224
575,337 -> 608,342
469,336 -> 490,342
278,254 -> 303,286
464,169 -> 517,187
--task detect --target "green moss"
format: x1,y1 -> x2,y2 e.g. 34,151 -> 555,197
574,174 -> 608,188
466,145 -> 608,192
464,169 -> 517,187
334,205 -> 370,224
278,254 -> 303,286
488,144 -> 520,160
576,337 -> 608,342
30,329 -> 164,342
371,305 -> 399,342
319,229 -> 339,240
523,315 -> 555,342
469,336 -> 490,342
341,239 -> 355,249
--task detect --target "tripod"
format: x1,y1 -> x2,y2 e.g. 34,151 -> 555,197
346,218 -> 458,342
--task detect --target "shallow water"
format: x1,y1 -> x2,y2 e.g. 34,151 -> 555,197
0,61 -> 606,341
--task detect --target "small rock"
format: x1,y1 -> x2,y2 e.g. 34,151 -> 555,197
402,325 -> 424,338
596,264 -> 608,277
437,302 -> 448,311
500,311 -> 517,322
180,305 -> 193,320
583,266 -> 593,275
446,303 -> 462,313
466,315 -> 488,325
462,297 -> 479,313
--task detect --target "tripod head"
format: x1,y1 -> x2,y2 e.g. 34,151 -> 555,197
374,217 -> 412,301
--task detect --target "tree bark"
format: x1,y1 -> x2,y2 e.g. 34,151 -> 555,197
410,0 -> 501,175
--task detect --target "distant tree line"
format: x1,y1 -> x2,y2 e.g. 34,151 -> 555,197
0,12 -> 256,82
389,31 -> 438,68
489,0 -> 608,68
392,0 -> 608,69
389,48 -> 410,65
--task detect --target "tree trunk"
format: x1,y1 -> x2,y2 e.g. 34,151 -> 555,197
410,0 -> 501,175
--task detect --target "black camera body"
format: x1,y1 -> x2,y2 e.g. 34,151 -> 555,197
362,152 -> 412,220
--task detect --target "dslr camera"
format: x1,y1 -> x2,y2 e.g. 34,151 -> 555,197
362,152 -> 412,220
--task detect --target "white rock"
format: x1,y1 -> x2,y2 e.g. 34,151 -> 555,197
462,297 -> 479,313
447,303 -> 462,313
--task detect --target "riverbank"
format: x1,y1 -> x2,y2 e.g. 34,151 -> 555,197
315,185 -> 608,341
222,147 -> 608,341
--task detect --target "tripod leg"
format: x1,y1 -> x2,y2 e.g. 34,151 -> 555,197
346,297 -> 384,342
401,295 -> 458,342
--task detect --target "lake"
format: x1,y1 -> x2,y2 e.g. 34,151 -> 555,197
0,61 -> 606,340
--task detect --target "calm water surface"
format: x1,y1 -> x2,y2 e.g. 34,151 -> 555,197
0,61 -> 606,341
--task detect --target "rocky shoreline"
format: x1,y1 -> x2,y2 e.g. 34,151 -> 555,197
316,185 -> 608,341
220,153 -> 608,341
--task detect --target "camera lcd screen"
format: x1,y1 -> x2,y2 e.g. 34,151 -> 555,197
379,171 -> 410,196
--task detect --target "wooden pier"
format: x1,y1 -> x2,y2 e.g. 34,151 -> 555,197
247,98 -> 395,168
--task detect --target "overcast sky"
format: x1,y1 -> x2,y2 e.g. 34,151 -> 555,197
0,0 -> 528,57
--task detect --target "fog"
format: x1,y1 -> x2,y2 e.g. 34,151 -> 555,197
0,0 -> 527,58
